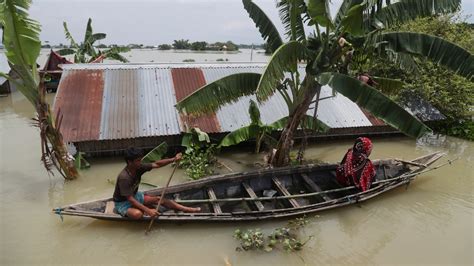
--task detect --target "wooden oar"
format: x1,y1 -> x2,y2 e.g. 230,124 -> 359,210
145,163 -> 179,234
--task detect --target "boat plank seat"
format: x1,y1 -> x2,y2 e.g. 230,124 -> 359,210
301,173 -> 332,201
104,201 -> 115,214
207,188 -> 222,214
272,177 -> 300,208
242,182 -> 265,211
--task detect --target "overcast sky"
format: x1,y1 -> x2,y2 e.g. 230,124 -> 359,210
29,0 -> 474,45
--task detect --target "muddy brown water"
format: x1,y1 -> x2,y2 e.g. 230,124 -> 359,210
1,92 -> 472,265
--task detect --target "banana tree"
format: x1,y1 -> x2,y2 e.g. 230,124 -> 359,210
56,18 -> 130,63
219,99 -> 329,153
0,0 -> 78,179
177,0 -> 472,167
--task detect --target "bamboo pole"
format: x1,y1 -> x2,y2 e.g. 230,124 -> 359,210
145,163 -> 179,234
395,159 -> 427,168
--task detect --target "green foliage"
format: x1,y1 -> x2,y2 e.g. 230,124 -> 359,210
176,73 -> 261,115
142,142 -> 168,163
319,72 -> 430,138
179,143 -> 217,180
74,152 -> 90,169
223,41 -> 239,51
375,0 -> 461,29
219,100 -> 278,153
256,41 -> 308,102
357,14 -> 474,138
307,0 -> 334,29
395,14 -> 473,52
430,119 -> 474,141
339,2 -> 366,36
0,0 -> 78,179
233,216 -> 312,252
277,0 -> 307,41
378,32 -> 473,81
179,128 -> 216,180
242,0 -> 283,53
158,44 -> 172,50
270,114 -> 330,132
233,229 -> 266,251
0,0 -> 40,104
58,18 -> 130,63
177,0 -> 469,166
191,41 -> 208,51
173,39 -> 191,49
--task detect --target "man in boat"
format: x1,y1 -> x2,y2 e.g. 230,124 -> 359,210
336,137 -> 376,192
113,148 -> 201,219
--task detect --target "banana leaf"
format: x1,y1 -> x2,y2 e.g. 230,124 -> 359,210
219,125 -> 261,147
334,0 -> 364,27
277,0 -> 307,41
379,32 -> 474,81
307,0 -> 334,29
1,0 -> 41,104
176,73 -> 261,115
269,115 -> 330,132
339,2 -> 365,36
318,72 -> 430,138
256,41 -> 307,102
372,76 -> 404,95
376,0 -> 461,29
243,0 -> 283,53
142,142 -> 168,163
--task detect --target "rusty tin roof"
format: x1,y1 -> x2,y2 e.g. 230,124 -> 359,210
55,63 -> 376,143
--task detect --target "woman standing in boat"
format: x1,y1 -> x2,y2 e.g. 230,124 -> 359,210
113,148 -> 200,219
336,137 -> 376,192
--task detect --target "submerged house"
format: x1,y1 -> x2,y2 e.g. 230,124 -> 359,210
40,50 -> 73,92
52,63 -> 440,156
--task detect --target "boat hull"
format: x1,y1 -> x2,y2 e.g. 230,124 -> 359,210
54,152 -> 444,222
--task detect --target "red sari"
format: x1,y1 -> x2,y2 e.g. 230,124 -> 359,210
336,137 -> 376,191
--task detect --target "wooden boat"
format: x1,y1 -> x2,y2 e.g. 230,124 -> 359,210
54,152 -> 445,222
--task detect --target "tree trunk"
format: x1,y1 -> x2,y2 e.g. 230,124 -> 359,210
38,81 -> 78,179
273,80 -> 321,167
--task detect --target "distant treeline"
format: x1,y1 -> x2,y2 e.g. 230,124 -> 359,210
40,40 -> 266,51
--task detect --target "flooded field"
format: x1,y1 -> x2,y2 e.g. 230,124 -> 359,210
1,91 -> 472,265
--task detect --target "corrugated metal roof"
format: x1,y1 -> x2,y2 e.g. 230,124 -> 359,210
313,86 -> 372,128
54,69 -> 104,142
201,66 -> 289,130
54,63 -> 377,143
202,66 -> 372,129
171,68 -> 221,133
138,68 -> 181,137
100,69 -> 140,140
100,68 -> 182,140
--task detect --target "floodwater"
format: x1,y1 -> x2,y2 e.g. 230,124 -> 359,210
1,50 -> 473,265
35,48 -> 270,66
1,91 -> 473,265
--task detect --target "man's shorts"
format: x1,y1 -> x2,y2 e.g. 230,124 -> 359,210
114,192 -> 168,217
114,191 -> 145,216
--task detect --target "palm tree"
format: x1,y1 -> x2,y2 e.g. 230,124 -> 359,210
176,0 -> 473,166
57,18 -> 130,63
0,0 -> 78,179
